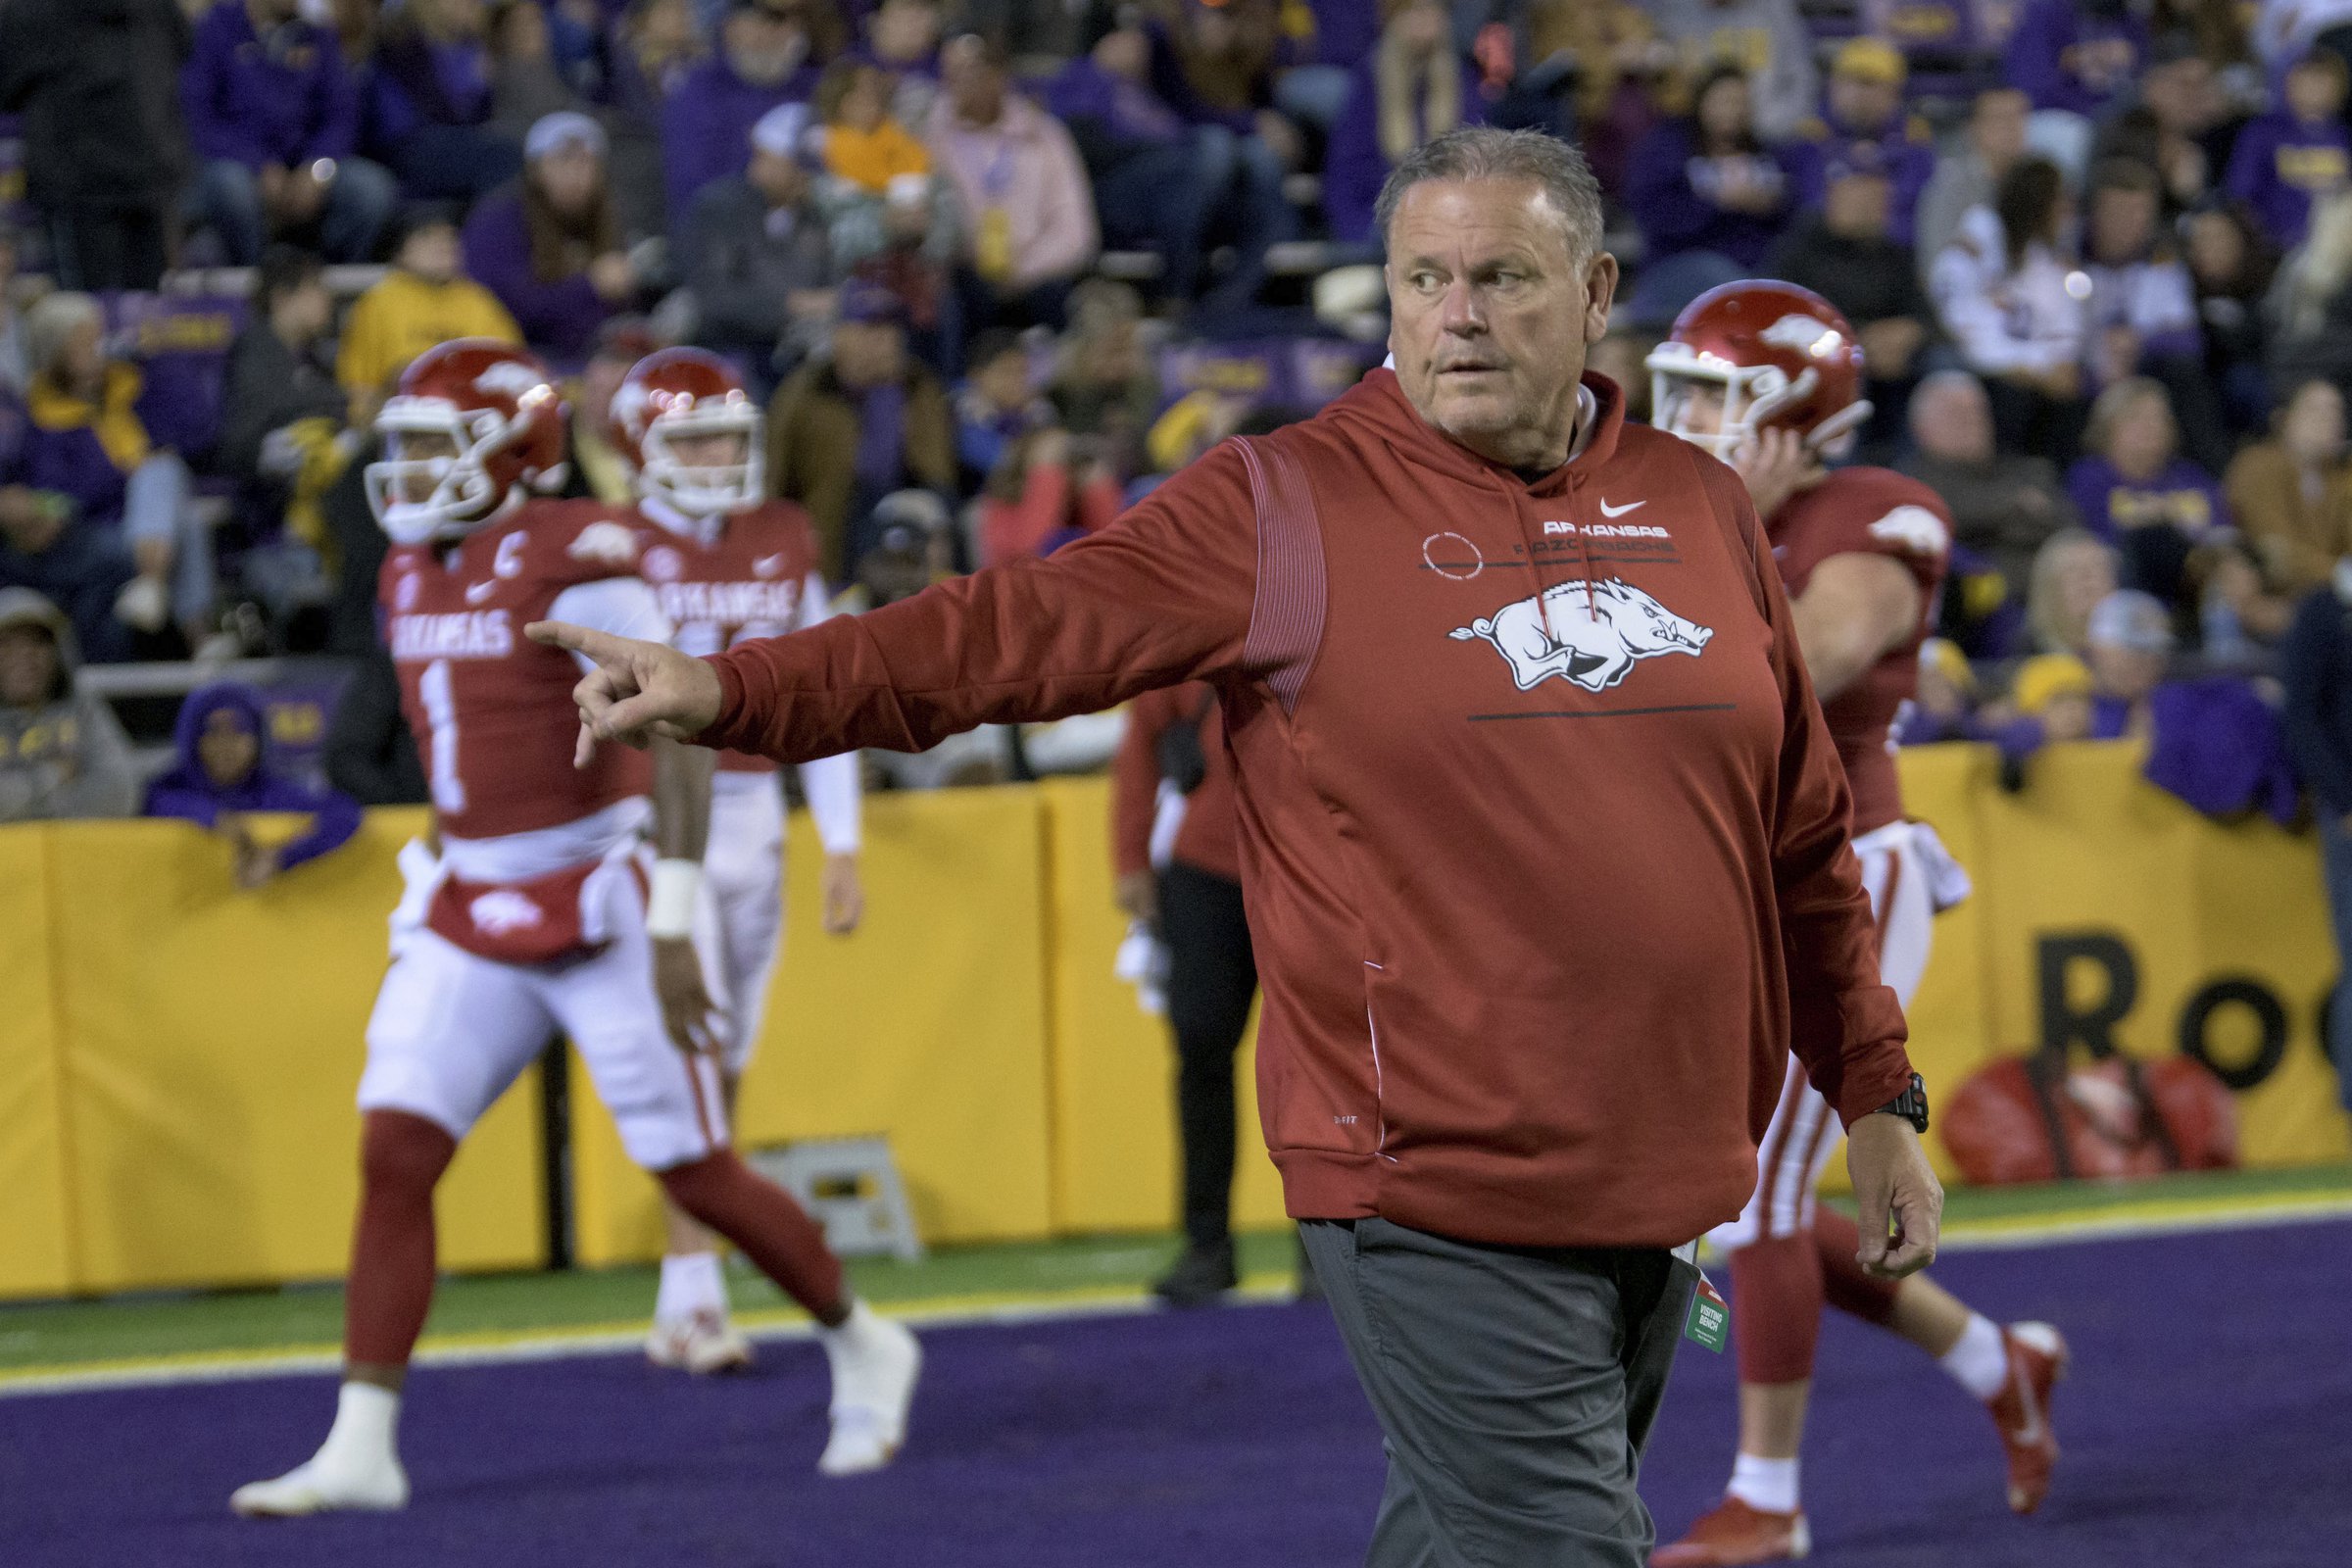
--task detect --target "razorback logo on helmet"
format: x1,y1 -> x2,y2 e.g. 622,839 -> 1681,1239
1756,314 -> 1843,359
475,360 -> 554,401
567,519 -> 641,566
1868,505 -> 1950,557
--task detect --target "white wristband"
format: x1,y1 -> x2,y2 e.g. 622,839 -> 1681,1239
647,858 -> 702,939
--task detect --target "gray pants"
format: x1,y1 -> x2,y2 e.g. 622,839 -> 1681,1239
1299,1217 -> 1695,1567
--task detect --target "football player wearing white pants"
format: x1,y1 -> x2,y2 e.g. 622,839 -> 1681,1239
231,343 -> 916,1521
1649,293 -> 2067,1566
603,348 -> 868,1375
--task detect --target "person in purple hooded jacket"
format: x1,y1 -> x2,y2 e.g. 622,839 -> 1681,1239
181,0 -> 399,264
464,113 -> 643,367
368,0 -> 525,203
2224,49 -> 2352,253
2065,376 -> 2229,613
1627,64 -> 1791,270
144,680 -> 362,889
1322,0 -> 1484,252
662,0 -> 822,240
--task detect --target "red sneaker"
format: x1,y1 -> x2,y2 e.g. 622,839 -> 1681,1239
1650,1495 -> 1811,1566
1987,1321 -> 2067,1514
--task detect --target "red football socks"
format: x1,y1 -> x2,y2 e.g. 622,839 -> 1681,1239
659,1151 -> 847,1324
344,1109 -> 460,1368
1813,1207 -> 1902,1326
1729,1232 -> 1826,1385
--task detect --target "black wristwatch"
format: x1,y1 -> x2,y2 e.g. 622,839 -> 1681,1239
1871,1072 -> 1930,1134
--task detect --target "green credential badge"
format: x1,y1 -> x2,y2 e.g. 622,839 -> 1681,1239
1684,1270 -> 1730,1353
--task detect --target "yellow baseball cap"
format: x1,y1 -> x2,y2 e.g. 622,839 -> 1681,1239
1834,37 -> 1908,86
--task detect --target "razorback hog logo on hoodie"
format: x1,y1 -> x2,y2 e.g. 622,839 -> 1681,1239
1450,577 -> 1714,693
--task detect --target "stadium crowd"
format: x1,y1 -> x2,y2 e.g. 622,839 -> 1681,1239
0,0 -> 2349,838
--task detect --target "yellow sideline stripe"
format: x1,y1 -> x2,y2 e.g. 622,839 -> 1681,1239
6,1190 -> 2348,1396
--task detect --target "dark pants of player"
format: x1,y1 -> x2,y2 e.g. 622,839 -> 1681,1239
1300,1218 -> 1696,1567
1158,860 -> 1258,1249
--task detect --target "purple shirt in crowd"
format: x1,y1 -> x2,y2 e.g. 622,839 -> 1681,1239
181,1 -> 359,171
2003,0 -> 2150,117
1626,121 -> 1791,270
2065,456 -> 2229,541
1322,51 -> 1487,248
660,54 -> 818,237
2224,112 -> 2352,251
461,190 -> 613,366
144,683 -> 362,871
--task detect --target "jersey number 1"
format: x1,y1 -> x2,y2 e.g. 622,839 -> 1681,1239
420,660 -> 467,814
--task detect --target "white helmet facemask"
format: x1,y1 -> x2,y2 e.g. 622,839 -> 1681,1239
1644,341 -> 1873,462
366,397 -> 519,545
639,403 -> 764,516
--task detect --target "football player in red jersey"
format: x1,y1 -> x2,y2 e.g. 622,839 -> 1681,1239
232,342 -> 918,1519
1646,285 -> 2065,1565
606,348 -> 869,1374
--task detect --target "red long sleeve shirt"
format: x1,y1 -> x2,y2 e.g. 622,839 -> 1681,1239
704,369 -> 1913,1249
1110,682 -> 1242,885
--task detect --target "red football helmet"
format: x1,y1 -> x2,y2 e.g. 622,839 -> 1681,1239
606,347 -> 763,515
366,339 -> 569,545
1645,280 -> 1871,461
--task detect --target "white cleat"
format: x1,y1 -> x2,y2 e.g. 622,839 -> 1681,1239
647,1309 -> 755,1375
231,1452 -> 410,1518
817,1308 -> 921,1477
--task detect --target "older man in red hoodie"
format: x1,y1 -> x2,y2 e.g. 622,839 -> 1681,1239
536,125 -> 1940,1567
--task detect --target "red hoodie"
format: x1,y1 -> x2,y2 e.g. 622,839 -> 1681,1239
705,369 -> 1912,1249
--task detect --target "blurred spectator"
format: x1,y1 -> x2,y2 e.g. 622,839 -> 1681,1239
2228,377 -> 2352,597
955,328 -> 1045,489
815,59 -> 931,199
1323,2 -> 1483,253
811,58 -> 957,343
1148,0 -> 1303,175
1051,278 -> 1159,481
0,228 -> 27,399
464,113 -> 643,365
368,0 -> 525,204
218,248 -> 349,627
0,402 -> 137,669
0,589 -> 137,822
2004,0 -> 2150,176
1492,2 -> 1665,192
1649,0 -> 1818,143
765,279 -> 955,581
0,0 -> 191,292
662,0 -> 820,239
1931,157 -> 2086,461
14,293 -> 218,655
2027,526 -> 2123,657
2090,33 -> 2230,218
681,102 -> 840,387
1275,0 -> 1380,135
564,317 -> 662,504
1893,638 -> 1987,746
929,34 -> 1099,339
1766,144 -> 1933,448
1627,65 -> 1789,270
322,647 -> 427,806
486,0 -> 586,134
2280,560 -> 2352,1108
2081,158 -> 2227,470
609,0 -> 707,122
2268,190 -> 2352,388
181,0 -> 396,267
145,681 -> 362,887
841,485 -> 956,611
2068,376 -> 2227,609
2189,532 -> 2296,662
1900,369 -> 2079,634
1051,25 -> 1286,314
2184,202 -> 2274,429
338,211 -> 524,423
1917,88 -> 2031,289
977,425 -> 1122,565
2225,49 -> 2350,252
854,0 -> 946,129
2072,589 -> 2175,739
1785,38 -> 1934,247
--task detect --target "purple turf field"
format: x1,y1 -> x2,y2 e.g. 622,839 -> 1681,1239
1,1218 -> 2343,1567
